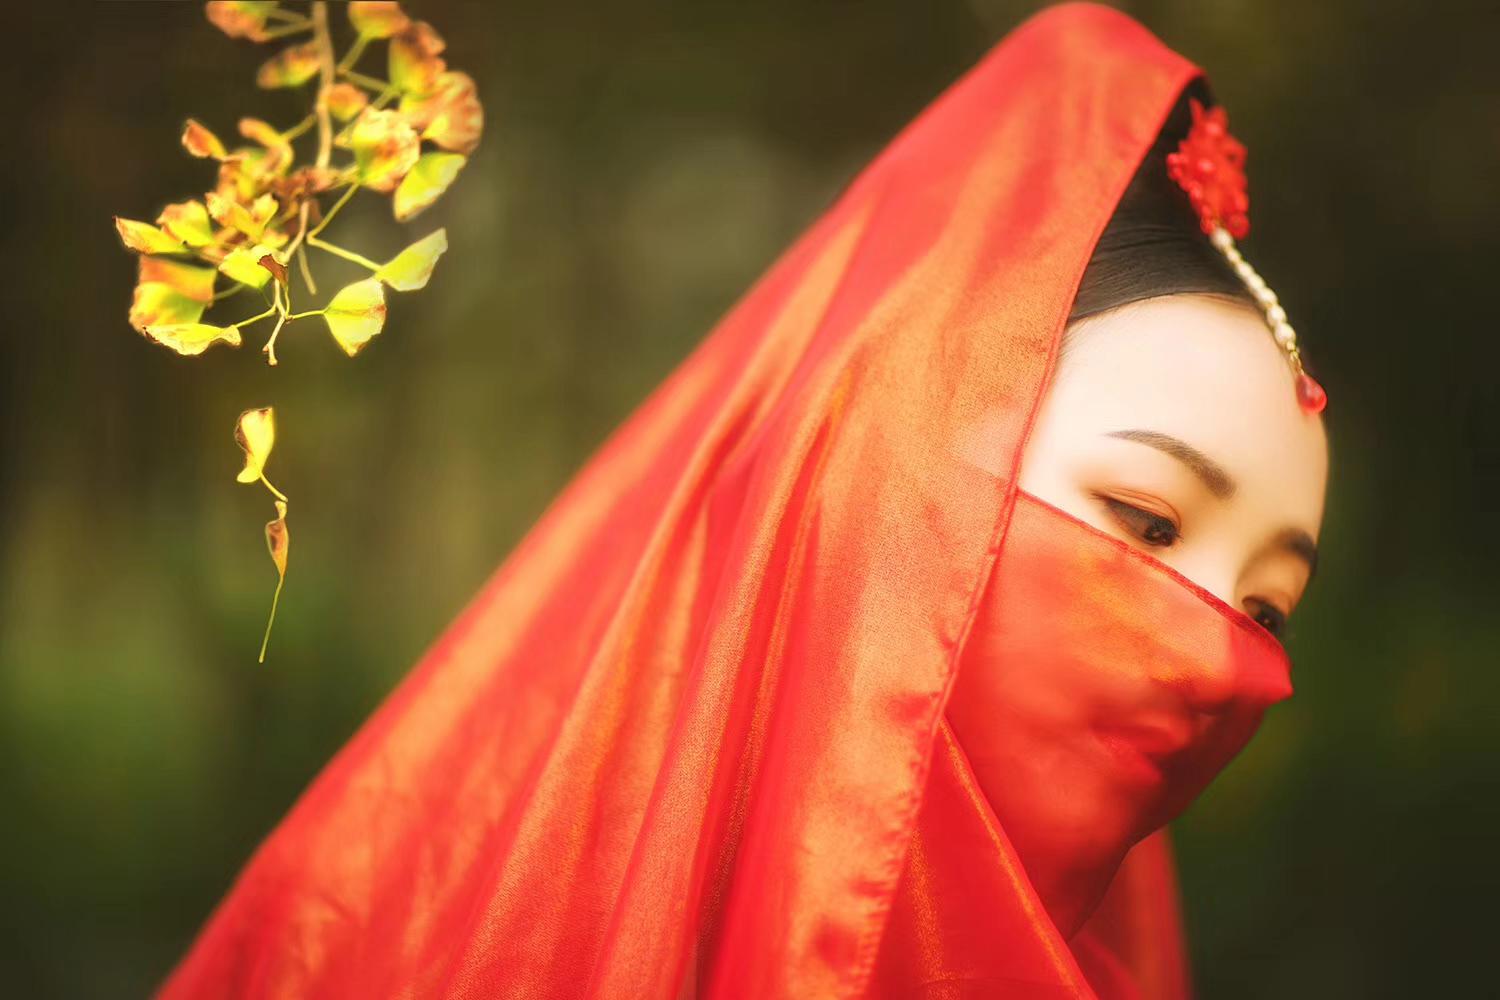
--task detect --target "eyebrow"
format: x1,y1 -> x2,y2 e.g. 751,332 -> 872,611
1104,428 -> 1320,581
1105,429 -> 1236,499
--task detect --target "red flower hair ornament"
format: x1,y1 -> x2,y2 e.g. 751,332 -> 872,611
1167,97 -> 1327,414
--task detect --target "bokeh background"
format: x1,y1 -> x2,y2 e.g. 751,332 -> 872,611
3,1 -> 1495,996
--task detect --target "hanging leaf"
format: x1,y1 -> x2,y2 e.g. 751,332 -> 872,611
256,40 -> 321,89
156,200 -> 216,248
389,21 -> 446,96
234,406 -> 276,483
392,151 -> 465,221
258,252 -> 289,287
346,108 -> 420,193
398,71 -> 482,155
259,498 -> 289,663
348,1 -> 410,39
142,322 -> 243,356
130,257 -> 216,332
376,229 -> 448,291
114,217 -> 187,255
181,118 -> 228,159
322,277 -> 388,356
325,82 -> 369,122
205,1 -> 282,42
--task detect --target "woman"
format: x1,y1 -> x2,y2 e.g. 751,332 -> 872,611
159,4 -> 1328,997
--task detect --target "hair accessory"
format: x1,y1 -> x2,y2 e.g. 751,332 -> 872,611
1167,98 -> 1327,414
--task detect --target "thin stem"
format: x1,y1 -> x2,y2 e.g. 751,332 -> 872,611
286,309 -> 327,321
308,235 -> 381,271
308,183 -> 358,240
264,7 -> 308,23
259,473 -> 289,505
261,282 -> 290,366
281,113 -> 317,143
339,69 -> 392,93
231,302 -> 278,329
297,244 -> 318,295
259,21 -> 313,41
213,282 -> 249,304
311,2 -> 335,171
371,85 -> 399,111
258,568 -> 285,664
337,33 -> 371,74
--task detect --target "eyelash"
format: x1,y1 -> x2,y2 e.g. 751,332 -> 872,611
1098,495 -> 1181,548
1097,494 -> 1290,639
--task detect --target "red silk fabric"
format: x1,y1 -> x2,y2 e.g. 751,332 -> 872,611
870,489 -> 1292,997
155,5 -> 1278,998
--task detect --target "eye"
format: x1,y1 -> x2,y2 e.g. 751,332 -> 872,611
1246,599 -> 1288,638
1098,495 -> 1181,548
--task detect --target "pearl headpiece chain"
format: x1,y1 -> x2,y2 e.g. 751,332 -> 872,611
1167,98 -> 1327,414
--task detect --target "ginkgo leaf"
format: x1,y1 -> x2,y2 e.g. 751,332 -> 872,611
376,229 -> 448,291
182,118 -> 228,159
239,117 -> 291,152
206,190 -> 279,241
235,406 -> 276,484
130,257 -> 216,332
266,499 -> 289,574
398,71 -> 482,155
259,497 -> 289,663
389,21 -> 446,96
115,217 -> 187,255
392,152 -> 465,221
325,82 -> 369,122
156,200 -> 216,247
218,243 -> 284,288
142,322 -> 243,356
322,278 -> 388,356
346,109 -> 420,193
349,1 -> 410,38
256,40 -> 321,89
258,252 -> 288,287
205,1 -> 281,42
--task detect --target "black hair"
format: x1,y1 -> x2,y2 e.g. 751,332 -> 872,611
1067,78 -> 1256,327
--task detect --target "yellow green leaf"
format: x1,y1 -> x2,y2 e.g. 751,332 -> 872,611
347,109 -> 420,193
205,1 -> 281,42
389,21 -> 446,96
142,322 -> 242,356
322,278 -> 388,356
182,118 -> 228,159
156,200 -> 215,247
256,40 -> 321,89
392,151 -> 465,221
114,217 -> 186,255
260,497 -> 289,663
218,243 -> 284,288
399,71 -> 482,155
130,257 -> 216,332
235,406 -> 276,484
325,82 -> 369,122
348,1 -> 410,38
206,190 -> 279,241
376,229 -> 448,291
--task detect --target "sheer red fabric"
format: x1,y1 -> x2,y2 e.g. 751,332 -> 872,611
157,5 -> 1286,998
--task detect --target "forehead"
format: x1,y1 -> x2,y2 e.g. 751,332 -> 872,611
1053,295 -> 1328,535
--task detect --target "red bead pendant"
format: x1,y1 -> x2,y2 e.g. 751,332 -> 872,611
1295,372 -> 1327,413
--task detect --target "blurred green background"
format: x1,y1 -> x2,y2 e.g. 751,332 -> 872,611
2,1 -> 1495,996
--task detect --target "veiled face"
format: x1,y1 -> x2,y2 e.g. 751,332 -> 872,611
949,293 -> 1328,935
1022,293 -> 1328,626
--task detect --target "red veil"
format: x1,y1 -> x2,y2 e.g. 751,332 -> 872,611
159,5 -> 1293,997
